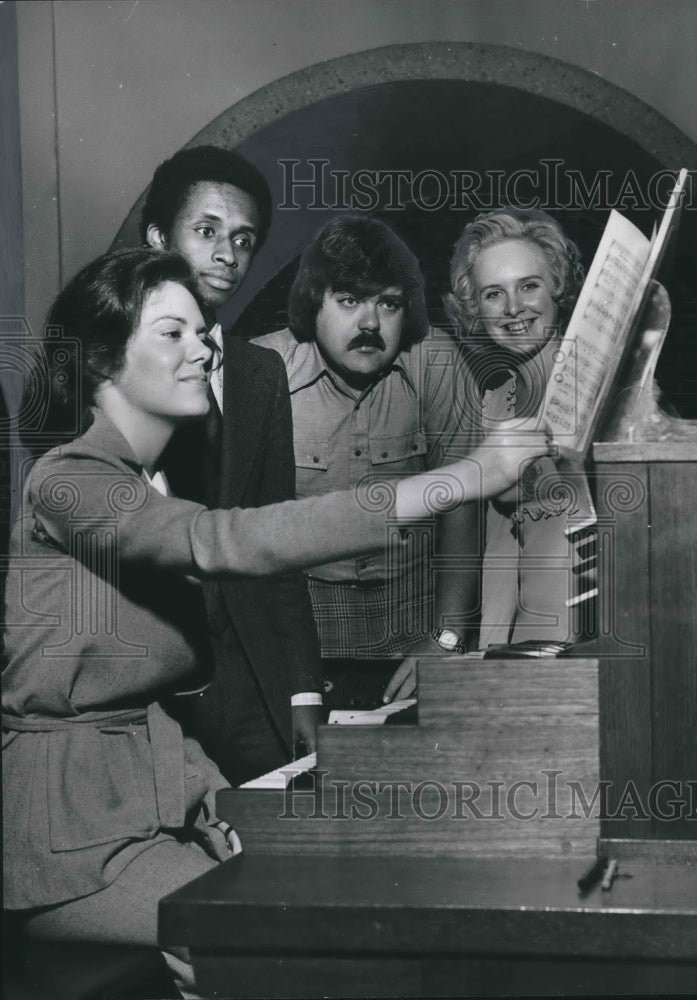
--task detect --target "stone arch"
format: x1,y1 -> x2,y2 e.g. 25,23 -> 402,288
112,42 -> 697,413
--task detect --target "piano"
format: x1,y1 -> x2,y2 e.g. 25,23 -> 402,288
160,283 -> 697,998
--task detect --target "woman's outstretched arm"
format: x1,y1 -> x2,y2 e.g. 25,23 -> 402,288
29,421 -> 550,579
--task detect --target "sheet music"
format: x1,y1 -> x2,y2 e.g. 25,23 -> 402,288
541,169 -> 688,460
542,212 -> 650,458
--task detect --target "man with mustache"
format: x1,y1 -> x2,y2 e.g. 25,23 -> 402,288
252,215 -> 482,709
142,146 -> 324,784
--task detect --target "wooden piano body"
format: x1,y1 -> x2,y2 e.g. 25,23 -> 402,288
161,284 -> 697,998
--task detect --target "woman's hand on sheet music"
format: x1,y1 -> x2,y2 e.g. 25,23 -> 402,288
394,420 -> 552,520
470,417 -> 554,499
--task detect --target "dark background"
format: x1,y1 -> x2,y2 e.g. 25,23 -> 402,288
224,81 -> 696,417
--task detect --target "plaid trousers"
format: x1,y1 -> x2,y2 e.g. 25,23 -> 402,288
306,573 -> 433,658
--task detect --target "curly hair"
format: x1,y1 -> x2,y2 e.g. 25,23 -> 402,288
20,247 -> 195,454
288,215 -> 429,349
445,208 -> 585,337
139,145 -> 272,248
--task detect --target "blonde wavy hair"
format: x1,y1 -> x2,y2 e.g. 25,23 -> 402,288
445,208 -> 585,338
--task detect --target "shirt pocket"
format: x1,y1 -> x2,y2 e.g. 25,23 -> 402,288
294,439 -> 329,471
48,728 -> 158,852
369,430 -> 427,469
294,439 -> 330,498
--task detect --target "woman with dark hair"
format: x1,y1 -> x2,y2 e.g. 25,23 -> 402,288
446,207 -> 594,649
3,247 -> 550,997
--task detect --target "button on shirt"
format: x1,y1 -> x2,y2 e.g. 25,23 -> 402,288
251,327 -> 481,583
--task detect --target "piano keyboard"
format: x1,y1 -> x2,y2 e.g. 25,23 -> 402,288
238,752 -> 317,790
566,524 -> 598,639
327,698 -> 417,726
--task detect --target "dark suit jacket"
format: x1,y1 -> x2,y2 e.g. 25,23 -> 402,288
164,336 -> 323,785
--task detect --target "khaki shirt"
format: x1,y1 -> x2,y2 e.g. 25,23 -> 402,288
252,327 -> 482,582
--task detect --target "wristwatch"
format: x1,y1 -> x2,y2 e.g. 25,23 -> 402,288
431,627 -> 467,654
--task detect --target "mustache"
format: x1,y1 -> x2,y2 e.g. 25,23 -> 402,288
347,332 -> 386,351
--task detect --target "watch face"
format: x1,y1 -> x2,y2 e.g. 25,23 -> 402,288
437,629 -> 461,651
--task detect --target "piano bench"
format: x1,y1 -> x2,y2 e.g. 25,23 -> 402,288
3,934 -> 175,1000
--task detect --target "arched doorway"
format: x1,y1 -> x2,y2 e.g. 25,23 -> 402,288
112,42 -> 697,415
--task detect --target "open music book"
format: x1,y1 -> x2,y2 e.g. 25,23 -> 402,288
541,169 -> 688,461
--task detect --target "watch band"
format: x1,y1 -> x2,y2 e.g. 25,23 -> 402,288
431,627 -> 467,654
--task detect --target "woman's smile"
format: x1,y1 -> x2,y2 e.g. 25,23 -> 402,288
474,239 -> 559,356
